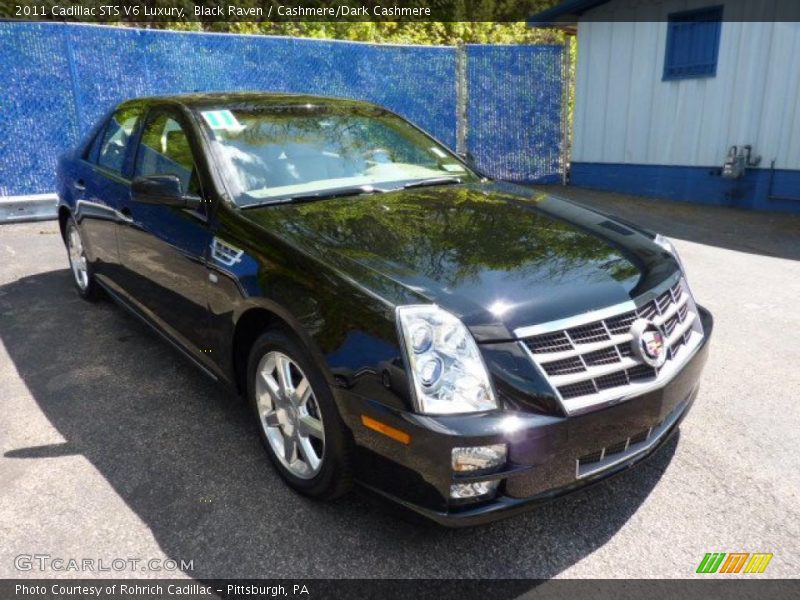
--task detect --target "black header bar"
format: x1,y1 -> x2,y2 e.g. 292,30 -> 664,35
4,0 -> 800,23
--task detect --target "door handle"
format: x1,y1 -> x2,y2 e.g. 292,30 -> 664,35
74,180 -> 86,192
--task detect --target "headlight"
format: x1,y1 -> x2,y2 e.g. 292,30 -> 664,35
654,233 -> 686,272
654,233 -> 697,294
396,305 -> 498,414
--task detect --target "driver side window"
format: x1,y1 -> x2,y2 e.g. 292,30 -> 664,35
135,111 -> 200,196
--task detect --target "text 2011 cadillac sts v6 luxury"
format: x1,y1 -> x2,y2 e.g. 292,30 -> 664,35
57,93 -> 712,525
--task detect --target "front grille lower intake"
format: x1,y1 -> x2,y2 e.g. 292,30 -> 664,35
575,400 -> 687,479
516,277 -> 704,415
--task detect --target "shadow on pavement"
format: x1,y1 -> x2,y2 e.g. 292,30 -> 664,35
535,185 -> 800,262
1,269 -> 678,580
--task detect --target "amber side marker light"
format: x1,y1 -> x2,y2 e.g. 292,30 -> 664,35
361,415 -> 411,445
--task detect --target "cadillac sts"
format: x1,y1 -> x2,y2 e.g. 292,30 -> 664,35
56,93 -> 712,525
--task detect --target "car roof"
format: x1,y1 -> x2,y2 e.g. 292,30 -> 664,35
118,92 -> 383,112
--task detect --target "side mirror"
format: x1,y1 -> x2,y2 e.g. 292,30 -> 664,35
457,151 -> 486,177
131,175 -> 201,210
458,150 -> 475,161
458,151 -> 478,169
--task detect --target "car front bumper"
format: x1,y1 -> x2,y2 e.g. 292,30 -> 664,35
343,306 -> 713,527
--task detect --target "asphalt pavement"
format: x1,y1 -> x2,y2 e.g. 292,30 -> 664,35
1,188 -> 798,580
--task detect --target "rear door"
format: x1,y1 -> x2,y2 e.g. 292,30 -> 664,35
116,106 -> 214,360
76,105 -> 144,282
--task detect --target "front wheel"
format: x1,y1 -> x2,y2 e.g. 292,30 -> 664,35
65,218 -> 102,301
247,328 -> 353,499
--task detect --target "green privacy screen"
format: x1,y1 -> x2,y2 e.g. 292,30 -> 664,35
0,23 -> 563,196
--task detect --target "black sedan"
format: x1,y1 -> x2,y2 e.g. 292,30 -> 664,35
56,93 -> 712,525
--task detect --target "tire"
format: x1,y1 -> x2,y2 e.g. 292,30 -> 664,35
247,327 -> 353,500
65,218 -> 102,301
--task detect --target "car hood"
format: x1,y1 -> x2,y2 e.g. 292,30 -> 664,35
241,182 -> 680,341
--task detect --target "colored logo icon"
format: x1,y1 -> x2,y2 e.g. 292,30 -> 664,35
696,552 -> 773,574
630,319 -> 668,368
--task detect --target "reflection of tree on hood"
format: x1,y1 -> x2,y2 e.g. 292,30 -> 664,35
275,185 -> 640,288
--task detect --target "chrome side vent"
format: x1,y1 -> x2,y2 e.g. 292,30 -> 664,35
211,237 -> 244,267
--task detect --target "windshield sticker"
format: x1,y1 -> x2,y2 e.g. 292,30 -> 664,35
430,147 -> 447,158
201,110 -> 244,132
442,163 -> 466,172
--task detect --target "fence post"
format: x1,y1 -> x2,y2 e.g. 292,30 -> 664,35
63,23 -> 84,139
560,39 -> 572,186
140,28 -> 152,94
455,43 -> 468,155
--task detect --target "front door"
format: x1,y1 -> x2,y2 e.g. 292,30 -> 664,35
116,107 -> 214,363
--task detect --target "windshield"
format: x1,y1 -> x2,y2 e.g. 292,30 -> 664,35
197,105 -> 478,206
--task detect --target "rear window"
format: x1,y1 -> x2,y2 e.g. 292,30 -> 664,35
96,106 -> 143,175
83,128 -> 104,162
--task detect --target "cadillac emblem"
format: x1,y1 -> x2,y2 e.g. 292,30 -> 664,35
630,319 -> 667,368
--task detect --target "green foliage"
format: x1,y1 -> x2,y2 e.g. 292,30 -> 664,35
7,0 -> 565,45
189,21 -> 566,46
116,1 -> 564,45
4,1 -> 564,44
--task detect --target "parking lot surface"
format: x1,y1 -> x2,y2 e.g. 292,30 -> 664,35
1,188 -> 798,580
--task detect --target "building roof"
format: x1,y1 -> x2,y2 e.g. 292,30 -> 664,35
528,0 -> 611,28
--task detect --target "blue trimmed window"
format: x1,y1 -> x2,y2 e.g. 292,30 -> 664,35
663,6 -> 723,80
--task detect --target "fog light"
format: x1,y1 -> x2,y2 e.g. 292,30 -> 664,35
450,480 -> 499,500
452,444 -> 507,473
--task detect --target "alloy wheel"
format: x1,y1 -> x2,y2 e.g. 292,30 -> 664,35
67,224 -> 89,291
255,351 -> 326,479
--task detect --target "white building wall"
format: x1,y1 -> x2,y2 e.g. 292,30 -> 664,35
572,0 -> 800,170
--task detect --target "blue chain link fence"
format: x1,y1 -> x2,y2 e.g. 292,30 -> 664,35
466,44 -> 563,183
0,23 -> 563,198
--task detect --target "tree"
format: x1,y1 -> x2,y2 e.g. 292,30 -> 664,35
121,1 -> 565,45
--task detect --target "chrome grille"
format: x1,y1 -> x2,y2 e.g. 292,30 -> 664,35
595,370 -> 629,390
656,290 -> 673,314
582,347 -> 619,366
559,381 -> 596,400
606,312 -> 637,334
637,301 -> 659,321
617,343 -> 633,357
518,278 -> 704,414
567,322 -> 609,344
525,331 -> 573,353
541,356 -> 584,376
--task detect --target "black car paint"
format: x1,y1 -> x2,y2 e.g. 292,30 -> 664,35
57,93 -> 711,524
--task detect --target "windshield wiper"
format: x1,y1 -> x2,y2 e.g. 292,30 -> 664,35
402,176 -> 462,190
242,185 -> 383,209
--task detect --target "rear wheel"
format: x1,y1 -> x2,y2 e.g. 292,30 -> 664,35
65,218 -> 101,301
247,328 -> 352,499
